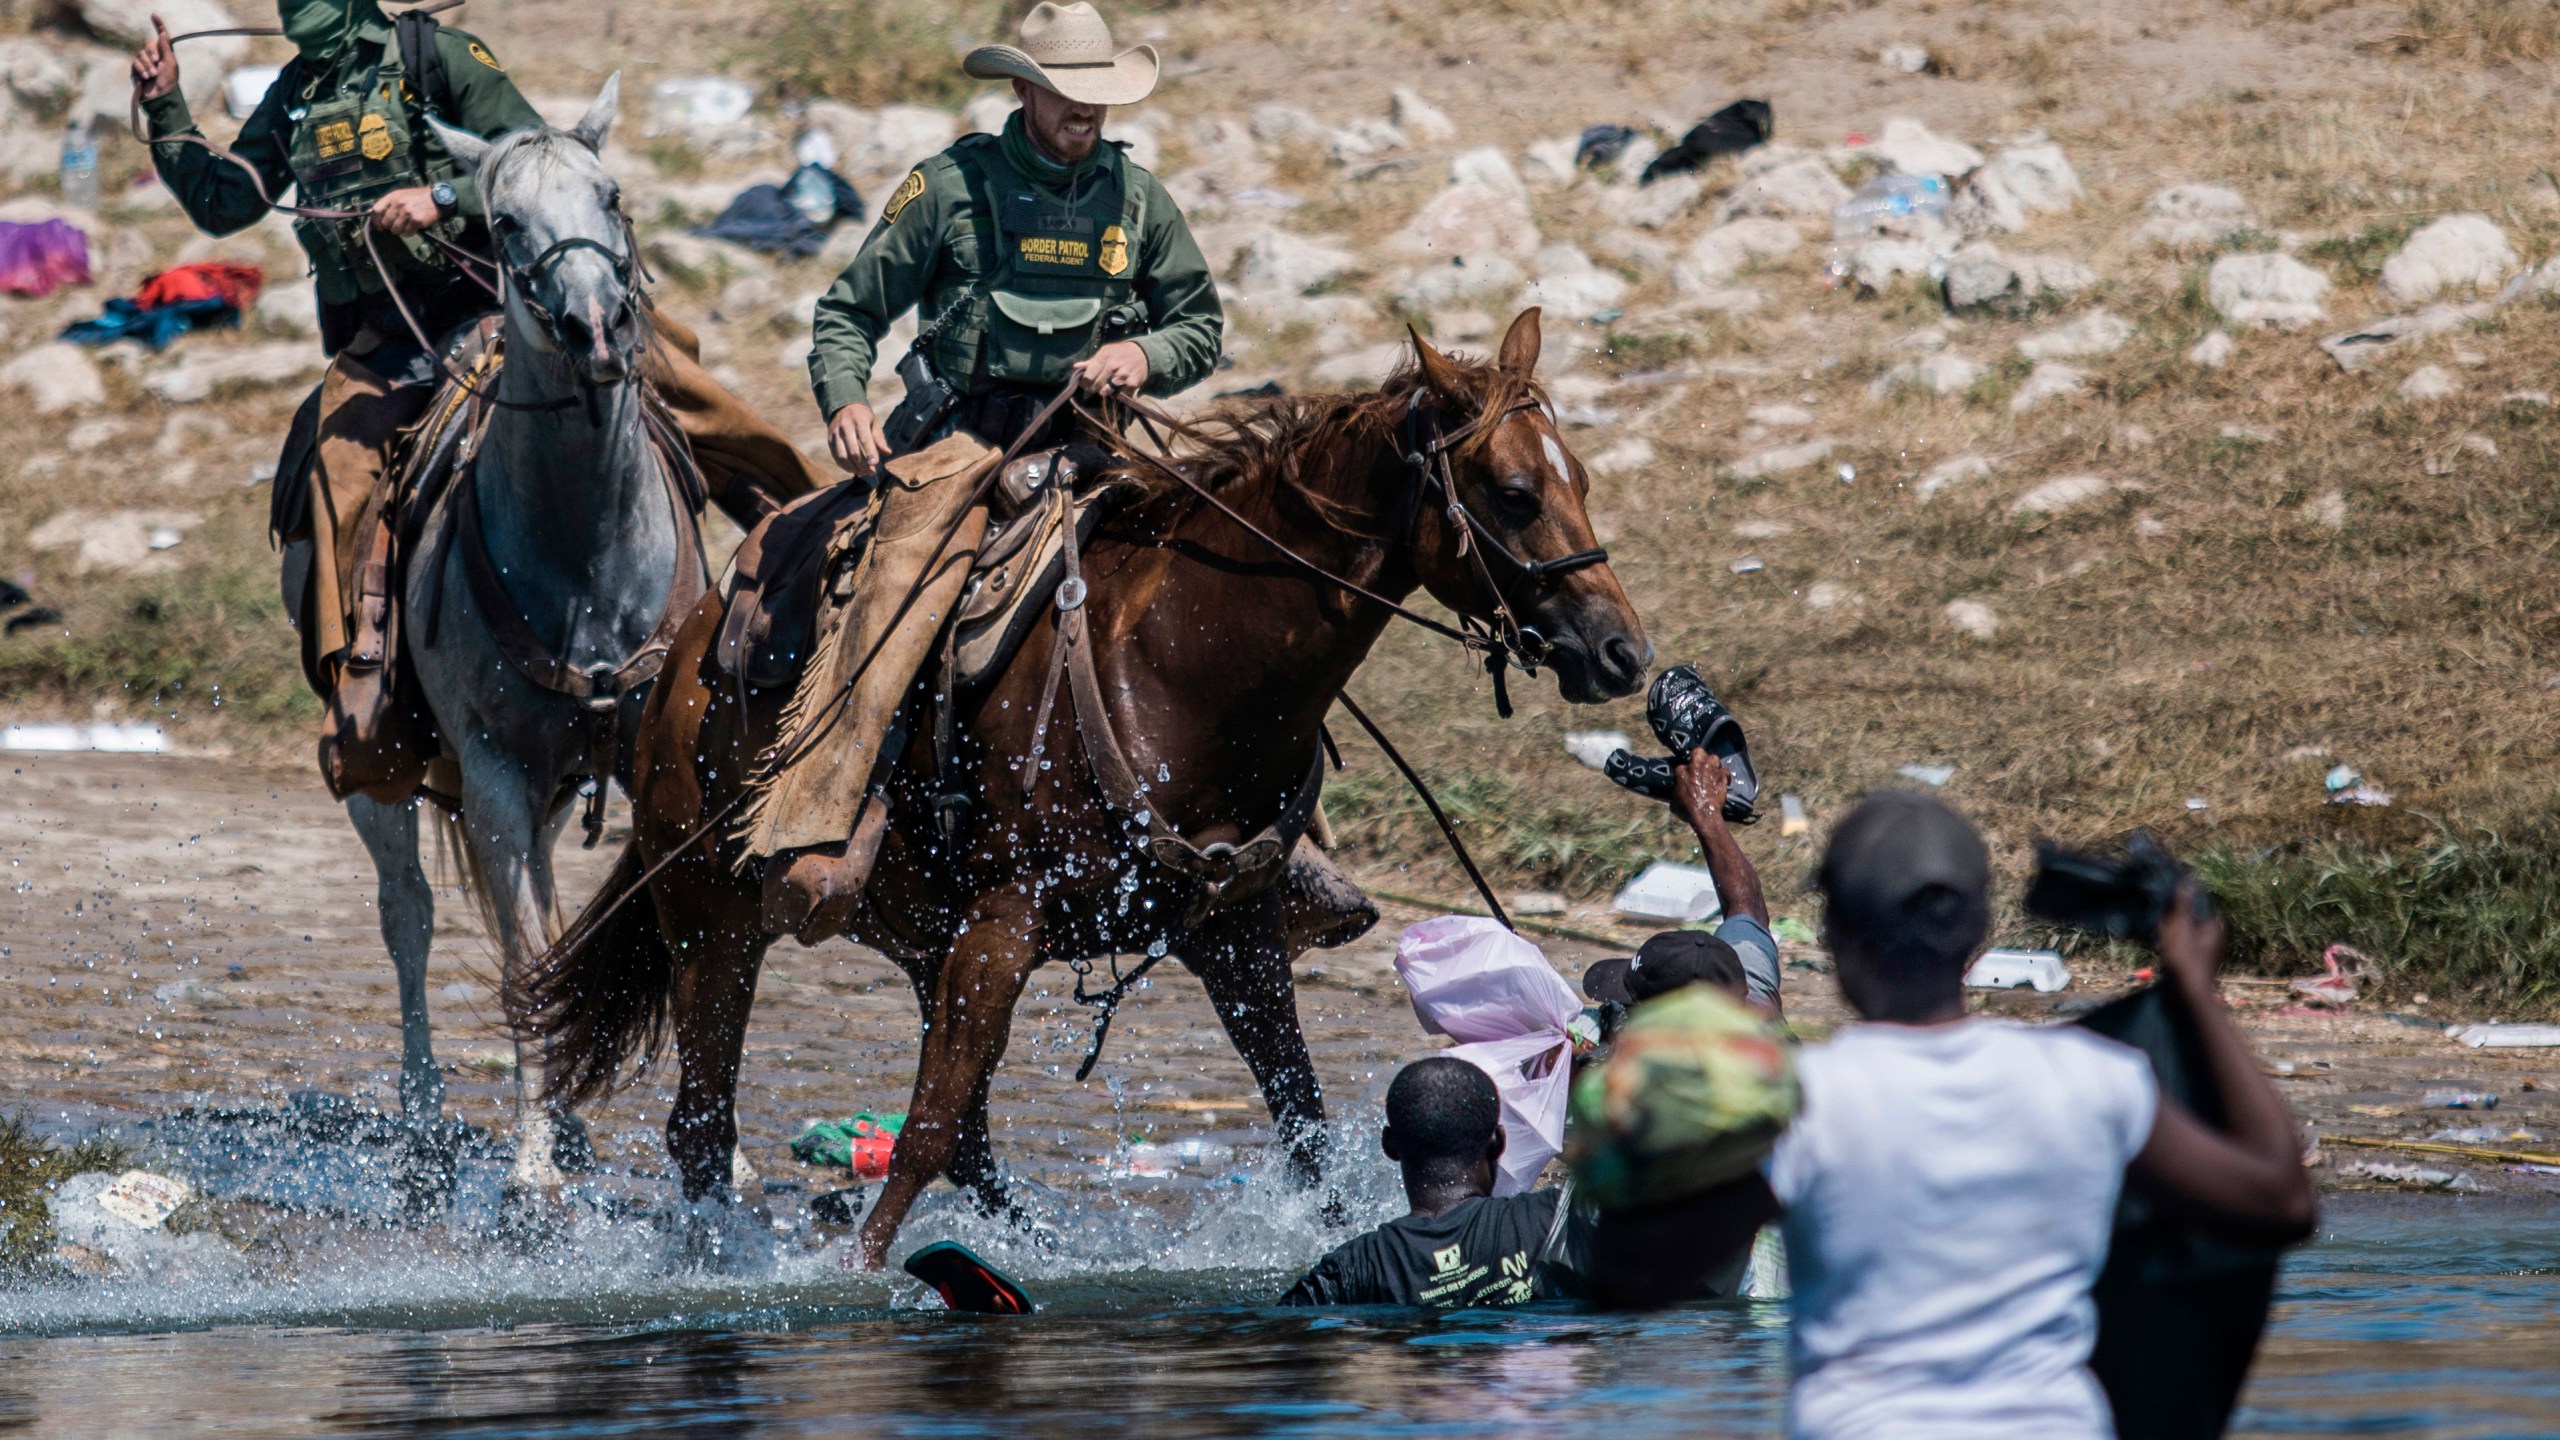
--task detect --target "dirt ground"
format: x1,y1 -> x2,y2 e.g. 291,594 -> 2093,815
2,748 -> 2551,1207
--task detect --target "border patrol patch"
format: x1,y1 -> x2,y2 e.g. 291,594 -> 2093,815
358,113 -> 393,161
314,119 -> 356,160
468,41 -> 504,71
1098,224 -> 1129,277
884,169 -> 927,224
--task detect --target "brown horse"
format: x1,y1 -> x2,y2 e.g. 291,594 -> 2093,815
524,309 -> 1650,1265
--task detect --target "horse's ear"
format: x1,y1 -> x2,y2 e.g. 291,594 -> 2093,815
571,71 -> 622,152
1498,307 -> 1543,375
1407,324 -> 1467,405
428,115 -> 493,173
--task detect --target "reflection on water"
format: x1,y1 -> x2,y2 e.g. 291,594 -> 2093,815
2,1177 -> 2556,1436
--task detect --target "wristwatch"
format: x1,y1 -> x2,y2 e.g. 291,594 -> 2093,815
429,181 -> 457,216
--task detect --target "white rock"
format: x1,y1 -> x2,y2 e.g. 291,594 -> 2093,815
1714,157 -> 1850,224
1942,598 -> 1999,639
1311,343 -> 1407,388
2397,364 -> 2460,401
1849,238 -> 1938,291
1805,581 -> 1857,610
1879,43 -> 1930,73
2018,309 -> 2134,361
1390,88 -> 1456,143
1730,438 -> 1835,479
853,105 -> 959,178
1449,146 -> 1528,202
26,507 -> 204,573
1397,167 -> 1540,260
1517,244 -> 1627,317
1390,254 -> 1526,309
1107,112 -> 1162,171
1675,217 -> 1800,292
960,92 -> 1013,137
81,0 -> 238,111
144,342 -> 324,404
0,341 -> 105,413
0,38 -> 77,111
2008,473 -> 2117,516
1870,352 -> 1984,399
1327,118 -> 1407,164
1249,103 -> 1326,146
2187,330 -> 2235,368
1233,228 -> 1358,298
2009,362 -> 2086,413
253,284 -> 319,338
2301,489 -> 2348,528
2206,252 -> 2331,329
1915,453 -> 1993,501
2136,184 -> 2255,248
2318,302 -> 2492,373
1585,438 -> 1655,475
1870,116 -> 1982,179
1941,242 -> 2094,313
2378,214 -> 2518,305
1599,174 -> 1704,230
1523,134 -> 1580,186
1747,403 -> 1814,427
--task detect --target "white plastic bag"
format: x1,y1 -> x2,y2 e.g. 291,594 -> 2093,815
1394,917 -> 1583,1195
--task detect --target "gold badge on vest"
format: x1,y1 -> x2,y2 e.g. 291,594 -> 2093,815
358,113 -> 394,161
1098,224 -> 1129,277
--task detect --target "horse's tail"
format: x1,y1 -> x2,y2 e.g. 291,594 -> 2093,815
511,840 -> 673,1106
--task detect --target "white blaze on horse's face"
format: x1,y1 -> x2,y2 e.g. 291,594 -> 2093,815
1540,432 -> 1572,487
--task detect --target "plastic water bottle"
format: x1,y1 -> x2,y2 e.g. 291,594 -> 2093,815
1830,171 -> 1948,239
59,119 -> 98,209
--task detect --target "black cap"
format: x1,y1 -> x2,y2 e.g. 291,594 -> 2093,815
1807,789 -> 1991,946
1583,930 -> 1748,1006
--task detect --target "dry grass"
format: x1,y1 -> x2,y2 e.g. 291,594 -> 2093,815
2394,0 -> 2560,62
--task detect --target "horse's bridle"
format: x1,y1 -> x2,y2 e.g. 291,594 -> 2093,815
485,205 -> 648,422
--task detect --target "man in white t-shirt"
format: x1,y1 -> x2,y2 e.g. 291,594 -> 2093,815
1589,790 -> 2317,1440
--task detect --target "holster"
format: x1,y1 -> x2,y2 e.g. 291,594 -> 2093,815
882,347 -> 961,456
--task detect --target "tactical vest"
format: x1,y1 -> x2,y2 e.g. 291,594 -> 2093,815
283,44 -> 467,307
929,136 -> 1151,392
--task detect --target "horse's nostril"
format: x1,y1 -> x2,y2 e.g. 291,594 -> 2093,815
1603,634 -> 1649,683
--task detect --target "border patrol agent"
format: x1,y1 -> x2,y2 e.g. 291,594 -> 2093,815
133,0 -> 829,793
808,0 -> 1223,470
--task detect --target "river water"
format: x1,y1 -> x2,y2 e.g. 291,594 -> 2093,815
4,1119 -> 2555,1440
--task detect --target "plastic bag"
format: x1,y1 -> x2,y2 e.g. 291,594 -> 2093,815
0,219 -> 91,298
1395,917 -> 1583,1194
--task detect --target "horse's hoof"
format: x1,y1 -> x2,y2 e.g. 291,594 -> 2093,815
392,1119 -> 463,1220
493,1182 -> 572,1252
549,1112 -> 601,1175
669,1191 -> 778,1276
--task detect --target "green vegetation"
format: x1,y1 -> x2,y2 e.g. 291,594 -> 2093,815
750,0 -> 1005,106
0,1115 -> 130,1273
2397,0 -> 2560,61
0,558 -> 317,735
2303,220 -> 2421,282
1323,766 -> 1692,898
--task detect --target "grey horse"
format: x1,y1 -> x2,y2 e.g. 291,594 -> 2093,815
341,75 -> 695,1201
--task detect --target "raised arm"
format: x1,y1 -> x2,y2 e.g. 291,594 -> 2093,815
2125,886 -> 2319,1242
138,29 -> 297,238
1671,752 -> 1768,928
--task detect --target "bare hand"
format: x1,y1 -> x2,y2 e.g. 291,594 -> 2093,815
132,15 -> 180,102
1073,339 -> 1149,394
828,402 -> 888,473
1670,750 -> 1731,829
2155,881 -> 2226,994
369,187 -> 442,237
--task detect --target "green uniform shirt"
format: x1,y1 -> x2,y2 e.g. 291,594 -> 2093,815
809,114 -> 1223,418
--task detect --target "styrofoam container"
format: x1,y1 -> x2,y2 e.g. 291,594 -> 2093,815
1611,860 -> 1725,923
1964,948 -> 2071,993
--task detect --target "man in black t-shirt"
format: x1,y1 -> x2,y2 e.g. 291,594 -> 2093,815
1279,1057 -> 1592,1307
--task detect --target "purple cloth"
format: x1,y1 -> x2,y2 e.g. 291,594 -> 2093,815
0,219 -> 91,298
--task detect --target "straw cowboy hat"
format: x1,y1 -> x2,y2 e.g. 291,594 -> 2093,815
963,2 -> 1160,108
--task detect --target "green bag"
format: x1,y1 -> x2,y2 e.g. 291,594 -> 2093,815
1566,986 -> 1800,1210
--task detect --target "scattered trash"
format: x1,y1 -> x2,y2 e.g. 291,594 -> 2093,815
152,978 -> 224,1006
695,164 -> 866,258
2433,1125 -> 2539,1145
1771,915 -> 1818,945
62,263 -> 264,350
790,1112 -> 906,1179
147,527 -> 183,552
1611,860 -> 1726,923
1964,948 -> 2071,993
1563,730 -> 1635,771
1575,123 -> 1638,171
59,117 -> 97,210
1730,555 -> 1765,575
1779,793 -> 1808,837
3,722 -> 169,753
1508,890 -> 1568,917
1112,1137 -> 1239,1179
2455,1024 -> 2560,1049
2331,784 -> 2393,807
809,1186 -> 866,1225
224,63 -> 283,119
1395,917 -> 1583,1194
2185,796 -> 2210,812
1897,762 -> 1955,787
649,75 -> 756,135
2423,1090 -> 2498,1110
2506,1163 -> 2560,1176
1639,99 -> 1773,186
2289,944 -> 2368,1009
2341,1160 -> 2478,1191
2323,764 -> 2361,792
1831,172 -> 1950,240
0,218 -> 92,298
9,605 -> 67,636
1878,42 -> 1930,73
94,1171 -> 191,1229
1835,462 -> 1856,484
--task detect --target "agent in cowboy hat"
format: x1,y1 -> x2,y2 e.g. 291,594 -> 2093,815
808,0 -> 1222,470
767,1 -> 1233,928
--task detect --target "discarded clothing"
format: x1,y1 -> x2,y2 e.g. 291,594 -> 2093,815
789,1111 -> 904,1174
1639,99 -> 1774,186
0,219 -> 92,297
61,263 -> 267,350
1576,123 -> 1638,170
696,164 -> 867,258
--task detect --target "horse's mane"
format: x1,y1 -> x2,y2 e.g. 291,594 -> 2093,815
1115,349 -> 1549,539
476,126 -> 609,213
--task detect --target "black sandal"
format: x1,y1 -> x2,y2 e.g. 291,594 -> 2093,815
902,1239 -> 1034,1315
